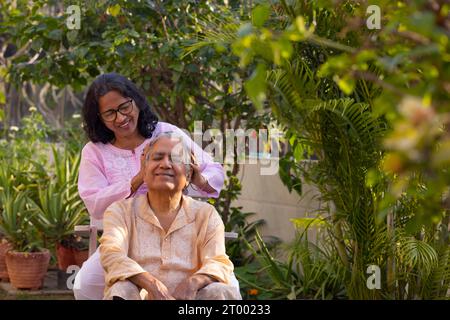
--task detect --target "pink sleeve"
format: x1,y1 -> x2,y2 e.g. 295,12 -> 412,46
195,163 -> 225,198
170,125 -> 225,198
78,148 -> 132,220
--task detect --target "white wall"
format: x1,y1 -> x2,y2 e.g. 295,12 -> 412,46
231,161 -> 323,243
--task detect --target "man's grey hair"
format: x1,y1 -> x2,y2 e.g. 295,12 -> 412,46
144,131 -> 192,177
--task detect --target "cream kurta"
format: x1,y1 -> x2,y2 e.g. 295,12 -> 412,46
99,194 -> 233,297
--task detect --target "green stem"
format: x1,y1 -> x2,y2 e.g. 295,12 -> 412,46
236,274 -> 273,293
333,216 -> 350,269
386,209 -> 395,293
308,35 -> 356,54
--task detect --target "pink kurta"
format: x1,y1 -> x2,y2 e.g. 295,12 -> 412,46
78,121 -> 225,221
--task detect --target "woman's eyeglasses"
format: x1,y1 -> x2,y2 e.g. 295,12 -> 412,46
99,99 -> 134,122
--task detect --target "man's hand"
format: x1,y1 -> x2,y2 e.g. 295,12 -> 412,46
173,274 -> 216,300
146,278 -> 175,300
129,272 -> 175,300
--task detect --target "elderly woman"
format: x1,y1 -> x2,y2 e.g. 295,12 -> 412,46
99,132 -> 240,300
74,73 -> 230,300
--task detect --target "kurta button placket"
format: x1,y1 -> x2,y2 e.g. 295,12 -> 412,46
161,235 -> 170,262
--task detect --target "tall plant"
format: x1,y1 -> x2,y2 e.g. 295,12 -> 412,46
28,181 -> 88,246
189,0 -> 450,299
0,190 -> 40,252
29,147 -> 88,246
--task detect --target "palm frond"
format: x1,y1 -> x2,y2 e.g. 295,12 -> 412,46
422,246 -> 450,299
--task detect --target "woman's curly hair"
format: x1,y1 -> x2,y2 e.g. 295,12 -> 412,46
82,73 -> 158,143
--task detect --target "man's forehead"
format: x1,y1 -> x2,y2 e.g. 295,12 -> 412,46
151,150 -> 173,155
147,138 -> 183,154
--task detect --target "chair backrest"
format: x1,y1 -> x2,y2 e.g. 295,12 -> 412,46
90,217 -> 103,230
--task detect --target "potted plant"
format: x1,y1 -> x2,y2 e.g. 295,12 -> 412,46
70,234 -> 89,266
0,190 -> 50,290
29,181 -> 89,271
0,166 -> 13,282
0,233 -> 12,282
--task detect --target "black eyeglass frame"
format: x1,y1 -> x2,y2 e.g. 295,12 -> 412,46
99,99 -> 134,122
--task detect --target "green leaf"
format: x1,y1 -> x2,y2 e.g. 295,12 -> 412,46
290,217 -> 326,229
293,143 -> 303,161
333,74 -> 355,95
75,46 -> 88,59
270,38 -> 293,64
365,168 -> 381,188
66,30 -> 78,44
237,23 -> 253,38
252,4 -> 270,28
31,38 -> 43,51
244,63 -> 267,110
127,29 -> 140,38
107,4 -> 121,17
47,29 -> 63,41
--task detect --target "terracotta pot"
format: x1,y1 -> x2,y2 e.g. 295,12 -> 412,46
73,249 -> 89,267
56,243 -> 76,271
5,249 -> 50,290
0,240 -> 13,281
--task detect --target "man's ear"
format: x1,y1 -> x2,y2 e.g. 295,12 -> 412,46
143,144 -> 151,158
142,144 -> 151,168
187,165 -> 193,182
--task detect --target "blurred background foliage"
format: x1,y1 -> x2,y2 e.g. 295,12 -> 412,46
188,0 -> 450,299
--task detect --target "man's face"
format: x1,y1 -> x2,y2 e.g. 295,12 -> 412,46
143,137 -> 191,193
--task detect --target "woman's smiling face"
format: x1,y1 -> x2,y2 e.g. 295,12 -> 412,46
98,90 -> 140,139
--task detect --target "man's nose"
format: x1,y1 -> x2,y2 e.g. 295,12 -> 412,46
159,155 -> 172,168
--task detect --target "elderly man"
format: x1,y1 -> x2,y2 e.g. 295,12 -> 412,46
99,132 -> 240,300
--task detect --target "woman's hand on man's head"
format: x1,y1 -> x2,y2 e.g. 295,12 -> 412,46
189,152 -> 208,190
